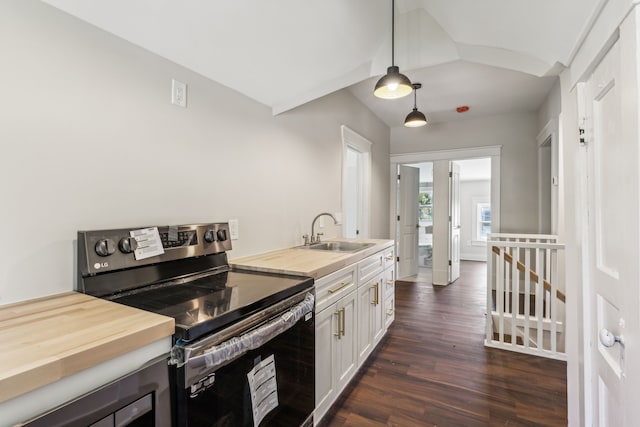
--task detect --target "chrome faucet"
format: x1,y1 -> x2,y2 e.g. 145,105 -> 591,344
308,212 -> 338,245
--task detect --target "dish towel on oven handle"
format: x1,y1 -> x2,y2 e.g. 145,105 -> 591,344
170,292 -> 314,369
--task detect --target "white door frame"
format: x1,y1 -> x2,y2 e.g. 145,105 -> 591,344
537,118 -> 559,235
449,161 -> 461,283
390,145 -> 502,254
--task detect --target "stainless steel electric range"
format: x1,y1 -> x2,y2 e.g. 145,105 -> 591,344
77,222 -> 315,427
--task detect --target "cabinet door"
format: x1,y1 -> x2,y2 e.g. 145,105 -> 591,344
357,282 -> 373,363
315,303 -> 338,416
371,274 -> 385,345
336,291 -> 358,393
357,274 -> 385,364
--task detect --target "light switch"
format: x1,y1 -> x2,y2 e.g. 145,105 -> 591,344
333,212 -> 343,225
171,79 -> 187,107
228,219 -> 239,240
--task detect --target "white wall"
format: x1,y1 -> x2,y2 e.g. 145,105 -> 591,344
0,0 -> 390,305
538,79 -> 561,130
459,180 -> 491,261
391,112 -> 539,234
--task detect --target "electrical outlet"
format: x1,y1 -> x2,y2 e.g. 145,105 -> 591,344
171,79 -> 187,107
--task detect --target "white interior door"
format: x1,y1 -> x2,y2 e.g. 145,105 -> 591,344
449,162 -> 461,282
341,126 -> 371,238
397,165 -> 419,279
584,30 -> 640,426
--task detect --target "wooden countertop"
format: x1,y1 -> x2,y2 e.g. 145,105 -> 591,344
231,239 -> 394,278
0,292 -> 174,403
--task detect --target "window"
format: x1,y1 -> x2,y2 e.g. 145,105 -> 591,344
418,191 -> 432,222
476,202 -> 491,241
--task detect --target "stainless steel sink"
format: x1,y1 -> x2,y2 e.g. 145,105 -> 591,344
299,241 -> 375,253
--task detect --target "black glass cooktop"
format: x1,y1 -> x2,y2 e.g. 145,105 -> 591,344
111,269 -> 313,342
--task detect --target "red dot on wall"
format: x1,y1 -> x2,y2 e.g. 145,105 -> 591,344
456,106 -> 470,113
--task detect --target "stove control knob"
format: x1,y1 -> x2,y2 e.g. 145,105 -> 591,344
204,229 -> 216,243
95,239 -> 116,257
118,237 -> 138,254
217,229 -> 228,242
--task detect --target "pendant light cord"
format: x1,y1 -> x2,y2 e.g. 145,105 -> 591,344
391,0 -> 395,66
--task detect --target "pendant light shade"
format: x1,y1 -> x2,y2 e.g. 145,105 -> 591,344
373,0 -> 412,99
374,66 -> 413,99
404,83 -> 427,127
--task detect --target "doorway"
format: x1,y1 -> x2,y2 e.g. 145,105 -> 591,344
395,162 -> 434,283
390,146 -> 501,282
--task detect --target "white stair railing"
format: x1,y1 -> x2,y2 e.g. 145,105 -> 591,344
485,234 -> 566,360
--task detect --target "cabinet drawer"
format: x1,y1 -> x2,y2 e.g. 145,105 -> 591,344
315,265 -> 357,313
358,252 -> 384,285
383,266 -> 395,298
382,246 -> 395,270
384,294 -> 395,328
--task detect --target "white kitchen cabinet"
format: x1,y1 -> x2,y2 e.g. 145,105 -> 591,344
356,273 -> 384,363
314,265 -> 358,424
384,264 -> 395,327
314,244 -> 395,426
356,252 -> 386,364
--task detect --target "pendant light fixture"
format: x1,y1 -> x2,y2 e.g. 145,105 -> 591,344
404,83 -> 427,127
373,0 -> 413,99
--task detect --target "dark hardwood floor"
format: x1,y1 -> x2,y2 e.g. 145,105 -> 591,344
319,261 -> 567,427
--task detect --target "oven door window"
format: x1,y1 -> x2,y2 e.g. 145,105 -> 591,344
177,314 -> 314,427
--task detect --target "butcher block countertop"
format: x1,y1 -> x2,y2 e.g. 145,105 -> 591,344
0,292 -> 174,404
231,238 -> 394,278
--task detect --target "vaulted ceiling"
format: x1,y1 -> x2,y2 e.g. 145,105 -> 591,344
42,0 -> 602,126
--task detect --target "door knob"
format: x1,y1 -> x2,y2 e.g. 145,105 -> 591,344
599,328 -> 624,348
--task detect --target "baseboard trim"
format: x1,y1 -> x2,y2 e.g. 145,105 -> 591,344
460,253 -> 487,262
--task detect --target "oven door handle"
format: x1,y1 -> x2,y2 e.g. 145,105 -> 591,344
171,292 -> 314,370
